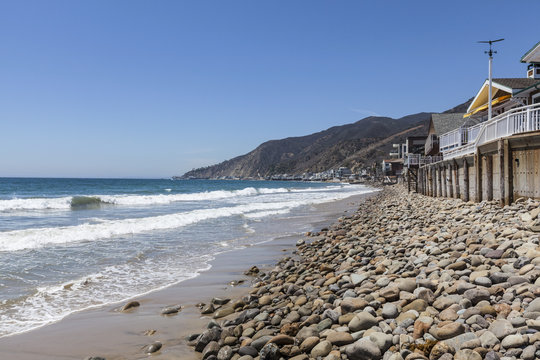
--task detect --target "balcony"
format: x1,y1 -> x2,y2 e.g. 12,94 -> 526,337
405,154 -> 443,167
440,103 -> 540,160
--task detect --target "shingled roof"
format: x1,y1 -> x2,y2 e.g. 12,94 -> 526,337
493,78 -> 540,90
430,113 -> 468,135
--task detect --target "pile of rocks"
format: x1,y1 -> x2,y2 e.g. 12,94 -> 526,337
188,186 -> 540,360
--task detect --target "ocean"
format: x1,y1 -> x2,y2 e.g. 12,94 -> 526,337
0,178 -> 375,338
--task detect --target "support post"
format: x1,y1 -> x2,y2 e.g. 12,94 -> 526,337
454,160 -> 460,199
442,165 -> 447,198
486,154 -> 493,201
448,163 -> 454,198
474,151 -> 482,202
498,140 -> 504,206
432,167 -> 436,197
463,158 -> 470,202
429,166 -> 433,197
503,139 -> 513,205
438,166 -> 442,197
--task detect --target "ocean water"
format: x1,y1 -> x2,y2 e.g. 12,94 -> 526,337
0,178 -> 375,338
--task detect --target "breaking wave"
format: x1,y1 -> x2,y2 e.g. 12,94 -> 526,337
0,186 -> 349,212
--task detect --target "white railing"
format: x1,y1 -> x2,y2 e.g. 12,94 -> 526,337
406,154 -> 443,166
442,103 -> 540,160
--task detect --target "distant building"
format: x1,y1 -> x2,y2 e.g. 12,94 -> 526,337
336,167 -> 352,178
390,143 -> 407,158
382,159 -> 403,176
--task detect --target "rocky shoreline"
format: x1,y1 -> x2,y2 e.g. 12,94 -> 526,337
181,185 -> 540,360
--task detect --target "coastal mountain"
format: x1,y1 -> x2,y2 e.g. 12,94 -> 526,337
180,99 -> 472,179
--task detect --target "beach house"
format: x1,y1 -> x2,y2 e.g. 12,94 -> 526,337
411,41 -> 540,203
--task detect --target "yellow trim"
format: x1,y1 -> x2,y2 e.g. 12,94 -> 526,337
463,94 -> 512,118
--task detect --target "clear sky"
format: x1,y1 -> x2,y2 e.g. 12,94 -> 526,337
1,1 -> 539,178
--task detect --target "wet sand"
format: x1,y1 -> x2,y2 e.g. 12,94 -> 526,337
0,192 -> 375,360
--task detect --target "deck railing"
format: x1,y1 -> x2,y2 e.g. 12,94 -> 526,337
405,154 -> 443,166
441,103 -> 540,160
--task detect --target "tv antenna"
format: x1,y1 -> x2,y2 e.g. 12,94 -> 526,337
478,38 -> 504,120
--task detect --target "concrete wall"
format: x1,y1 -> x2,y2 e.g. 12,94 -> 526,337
493,156 -> 501,201
513,149 -> 540,199
413,134 -> 540,205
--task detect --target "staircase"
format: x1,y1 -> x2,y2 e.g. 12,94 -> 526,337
407,167 -> 418,193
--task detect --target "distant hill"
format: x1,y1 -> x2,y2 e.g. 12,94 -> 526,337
179,98 -> 472,179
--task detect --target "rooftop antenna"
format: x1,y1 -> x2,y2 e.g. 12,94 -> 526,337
478,38 -> 504,120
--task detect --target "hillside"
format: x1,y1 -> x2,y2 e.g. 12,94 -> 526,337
179,99 -> 472,179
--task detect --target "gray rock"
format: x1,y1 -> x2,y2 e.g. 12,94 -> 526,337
345,338 -> 382,360
251,336 -> 273,351
212,297 -> 231,305
500,334 -> 527,348
195,328 -> 222,352
351,273 -> 368,286
521,345 -> 536,360
369,332 -> 393,353
349,312 -> 378,332
237,356 -> 254,360
382,303 -> 398,319
142,341 -> 162,354
490,272 -> 510,284
484,351 -> 500,360
317,318 -> 334,331
454,349 -> 482,360
310,340 -> 332,358
463,288 -> 490,305
525,297 -> 540,313
473,276 -> 492,287
202,341 -> 220,360
295,326 -> 319,343
238,346 -> 258,357
479,331 -> 500,348
323,309 -> 339,323
443,332 -> 477,351
161,304 -> 183,315
259,343 -> 280,360
488,319 -> 515,340
217,346 -> 233,360
120,300 -> 140,311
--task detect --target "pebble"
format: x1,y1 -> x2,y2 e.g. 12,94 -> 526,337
184,187 -> 540,360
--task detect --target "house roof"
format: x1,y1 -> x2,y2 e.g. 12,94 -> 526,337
467,78 -> 539,113
492,78 -> 540,90
521,41 -> 540,63
430,113 -> 468,135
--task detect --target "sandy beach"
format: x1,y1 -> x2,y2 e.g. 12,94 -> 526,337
6,184 -> 540,360
0,192 -> 373,360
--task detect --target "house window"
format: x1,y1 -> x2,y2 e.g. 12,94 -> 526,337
533,93 -> 540,104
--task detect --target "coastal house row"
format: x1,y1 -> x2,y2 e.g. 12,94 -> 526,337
405,41 -> 540,204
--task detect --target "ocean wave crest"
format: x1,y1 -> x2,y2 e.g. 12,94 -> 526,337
0,186 -> 347,212
0,201 -> 302,252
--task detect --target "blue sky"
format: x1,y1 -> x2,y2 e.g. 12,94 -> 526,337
1,1 -> 539,178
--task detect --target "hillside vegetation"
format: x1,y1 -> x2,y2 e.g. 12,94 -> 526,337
180,99 -> 471,179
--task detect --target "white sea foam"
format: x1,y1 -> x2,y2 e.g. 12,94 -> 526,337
0,202 -> 301,252
0,197 -> 73,211
0,185 -> 356,212
244,208 -> 293,219
0,256 -> 213,338
0,186 -> 375,252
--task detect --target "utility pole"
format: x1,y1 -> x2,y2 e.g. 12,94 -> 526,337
478,39 -> 504,120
